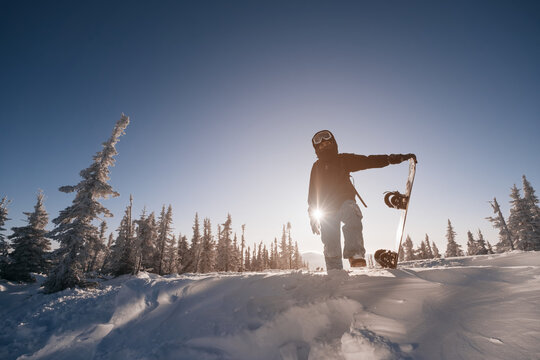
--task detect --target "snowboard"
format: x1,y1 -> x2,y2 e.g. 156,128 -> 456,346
375,158 -> 417,269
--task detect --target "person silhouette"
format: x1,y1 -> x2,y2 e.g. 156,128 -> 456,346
308,130 -> 416,271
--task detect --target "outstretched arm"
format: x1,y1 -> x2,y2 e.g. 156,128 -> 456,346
343,153 -> 417,172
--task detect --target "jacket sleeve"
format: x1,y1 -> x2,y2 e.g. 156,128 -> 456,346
341,153 -> 390,172
308,162 -> 317,210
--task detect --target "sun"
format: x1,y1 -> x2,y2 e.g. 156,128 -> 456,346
313,208 -> 324,221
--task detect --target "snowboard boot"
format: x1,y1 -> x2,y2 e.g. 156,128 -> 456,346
325,256 -> 343,271
348,256 -> 366,267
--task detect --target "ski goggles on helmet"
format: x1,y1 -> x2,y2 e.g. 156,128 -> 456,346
312,130 -> 333,145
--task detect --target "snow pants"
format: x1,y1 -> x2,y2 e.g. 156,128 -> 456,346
320,200 -> 365,270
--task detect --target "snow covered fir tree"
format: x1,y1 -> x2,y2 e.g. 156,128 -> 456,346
0,197 -> 12,275
486,175 -> 540,252
521,176 -> 540,249
3,191 -> 51,282
507,179 -> 539,251
42,114 -> 130,293
487,197 -> 514,252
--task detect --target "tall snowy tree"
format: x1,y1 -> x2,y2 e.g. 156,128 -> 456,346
231,233 -> 240,272
100,232 -> 114,273
108,196 -> 136,275
279,225 -> 289,269
286,222 -> 293,269
424,234 -> 434,259
133,210 -> 157,273
521,175 -> 540,250
164,235 -> 177,274
432,241 -> 441,258
293,241 -> 302,269
263,244 -> 270,270
0,196 -> 11,275
402,235 -> 415,261
5,191 -> 51,281
445,220 -> 463,258
239,224 -> 246,272
272,238 -> 279,269
486,241 -> 494,254
253,243 -> 261,271
486,197 -> 514,252
251,243 -> 258,271
508,185 -> 535,251
416,239 -> 428,259
184,213 -> 201,273
131,211 -> 144,275
244,247 -> 251,271
176,234 -> 189,273
216,214 -> 232,272
475,229 -> 488,255
215,223 -> 223,271
86,221 -> 107,273
198,218 -> 215,273
156,205 -> 173,275
43,114 -> 129,293
466,230 -> 477,256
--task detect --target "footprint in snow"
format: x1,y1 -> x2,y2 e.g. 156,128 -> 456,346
487,337 -> 504,345
341,327 -> 413,360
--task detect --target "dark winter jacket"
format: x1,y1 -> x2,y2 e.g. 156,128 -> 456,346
308,153 -> 391,212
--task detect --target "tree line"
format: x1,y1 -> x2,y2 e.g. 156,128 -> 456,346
0,115 -> 305,293
102,201 -> 306,277
399,174 -> 540,262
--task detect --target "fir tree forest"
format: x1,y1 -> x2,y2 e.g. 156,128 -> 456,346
1,115 -> 539,292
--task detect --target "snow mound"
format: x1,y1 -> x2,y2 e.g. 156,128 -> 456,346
1,251 -> 539,360
189,297 -> 362,359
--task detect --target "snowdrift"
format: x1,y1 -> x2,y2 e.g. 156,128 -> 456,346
1,251 -> 539,360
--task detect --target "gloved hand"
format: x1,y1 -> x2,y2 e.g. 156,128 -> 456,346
405,153 -> 417,163
389,153 -> 417,164
308,207 -> 321,235
310,217 -> 320,235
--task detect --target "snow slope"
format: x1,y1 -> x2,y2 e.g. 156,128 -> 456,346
1,251 -> 539,360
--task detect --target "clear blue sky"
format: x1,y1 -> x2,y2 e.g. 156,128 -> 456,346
1,1 -> 539,254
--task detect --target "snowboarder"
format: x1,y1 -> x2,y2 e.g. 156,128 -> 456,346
308,130 -> 416,271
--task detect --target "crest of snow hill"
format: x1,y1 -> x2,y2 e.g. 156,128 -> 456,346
0,114 -> 539,292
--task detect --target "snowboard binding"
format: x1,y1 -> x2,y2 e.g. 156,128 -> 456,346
374,249 -> 398,269
383,191 -> 409,210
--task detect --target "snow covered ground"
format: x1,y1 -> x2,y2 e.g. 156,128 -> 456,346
1,251 -> 539,360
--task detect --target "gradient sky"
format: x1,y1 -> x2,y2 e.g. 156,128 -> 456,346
1,1 -> 539,255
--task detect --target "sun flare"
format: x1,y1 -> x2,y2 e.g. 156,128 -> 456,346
313,208 -> 324,221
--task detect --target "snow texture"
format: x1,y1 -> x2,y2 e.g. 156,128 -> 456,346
1,251 -> 539,359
